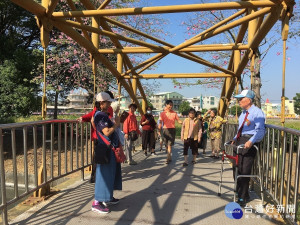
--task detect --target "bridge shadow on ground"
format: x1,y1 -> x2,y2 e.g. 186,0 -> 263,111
11,140 -> 282,225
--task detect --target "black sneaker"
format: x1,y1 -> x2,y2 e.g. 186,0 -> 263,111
90,176 -> 95,183
103,197 -> 120,206
182,162 -> 188,166
237,198 -> 246,207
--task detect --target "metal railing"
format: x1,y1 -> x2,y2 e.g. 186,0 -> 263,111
222,123 -> 300,224
0,120 -> 93,225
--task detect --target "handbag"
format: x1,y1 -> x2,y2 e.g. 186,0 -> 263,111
97,131 -> 126,163
94,142 -> 110,164
129,130 -> 138,141
112,145 -> 126,163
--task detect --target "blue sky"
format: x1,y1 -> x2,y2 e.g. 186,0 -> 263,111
137,0 -> 300,102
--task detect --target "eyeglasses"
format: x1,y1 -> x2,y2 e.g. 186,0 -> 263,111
237,97 -> 245,102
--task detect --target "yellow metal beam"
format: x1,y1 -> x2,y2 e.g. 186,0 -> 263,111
117,53 -> 123,108
92,15 -> 99,103
104,16 -> 236,75
136,55 -> 166,75
170,7 -> 272,52
51,19 -> 144,114
56,19 -> 166,52
77,0 -> 147,116
281,13 -> 291,126
98,44 -> 250,54
235,7 -> 281,78
66,0 -> 91,42
97,0 -> 112,10
191,8 -> 247,41
226,21 -> 248,80
123,73 -> 231,79
46,0 -> 59,16
98,20 -> 147,116
123,53 -> 166,75
52,1 -> 278,18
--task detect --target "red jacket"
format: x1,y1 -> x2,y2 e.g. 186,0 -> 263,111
81,107 -> 97,140
123,112 -> 141,135
140,114 -> 156,131
81,106 -> 114,140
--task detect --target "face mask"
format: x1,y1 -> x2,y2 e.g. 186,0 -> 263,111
147,110 -> 152,114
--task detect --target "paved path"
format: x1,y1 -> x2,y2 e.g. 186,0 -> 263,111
11,140 -> 282,225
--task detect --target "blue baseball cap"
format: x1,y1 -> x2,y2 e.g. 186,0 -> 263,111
234,90 -> 255,99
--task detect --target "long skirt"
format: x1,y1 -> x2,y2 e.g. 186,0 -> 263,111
94,149 -> 122,202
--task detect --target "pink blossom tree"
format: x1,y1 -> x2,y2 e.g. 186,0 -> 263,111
34,0 -> 167,118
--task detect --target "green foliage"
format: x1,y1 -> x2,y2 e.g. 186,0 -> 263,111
0,2 -> 42,123
179,101 -> 190,114
293,93 -> 300,115
201,108 -> 208,114
0,61 -> 41,122
229,105 -> 243,116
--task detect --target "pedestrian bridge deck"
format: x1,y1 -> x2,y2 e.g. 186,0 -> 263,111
11,140 -> 282,225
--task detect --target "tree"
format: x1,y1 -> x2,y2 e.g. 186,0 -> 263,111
229,105 -> 242,117
0,2 -> 41,122
0,60 -> 41,122
293,93 -> 300,115
33,0 -> 167,118
179,101 -> 191,115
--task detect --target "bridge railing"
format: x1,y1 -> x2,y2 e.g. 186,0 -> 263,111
0,120 -> 93,225
222,123 -> 300,224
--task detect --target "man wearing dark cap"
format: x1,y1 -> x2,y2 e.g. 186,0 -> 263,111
232,89 -> 265,206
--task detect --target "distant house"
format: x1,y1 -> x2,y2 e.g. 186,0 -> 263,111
118,96 -> 132,111
150,92 -> 183,111
47,90 -> 92,114
262,98 -> 296,117
202,96 -> 219,110
67,91 -> 90,108
285,99 -> 295,115
185,96 -> 201,111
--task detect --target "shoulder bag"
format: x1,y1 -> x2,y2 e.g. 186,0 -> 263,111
97,130 -> 126,163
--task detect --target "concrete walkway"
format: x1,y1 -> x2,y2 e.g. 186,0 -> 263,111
11,140 -> 283,225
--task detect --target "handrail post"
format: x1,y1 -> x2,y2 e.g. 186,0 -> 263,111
0,129 -> 8,225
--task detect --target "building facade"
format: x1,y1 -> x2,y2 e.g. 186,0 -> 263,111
185,97 -> 201,111
118,96 -> 133,111
261,99 -> 296,117
202,96 -> 219,110
150,92 -> 183,111
67,91 -> 90,108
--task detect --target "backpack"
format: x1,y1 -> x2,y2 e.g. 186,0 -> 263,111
120,110 -> 129,123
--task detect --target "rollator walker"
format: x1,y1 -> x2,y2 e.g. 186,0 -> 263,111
218,141 -> 264,206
